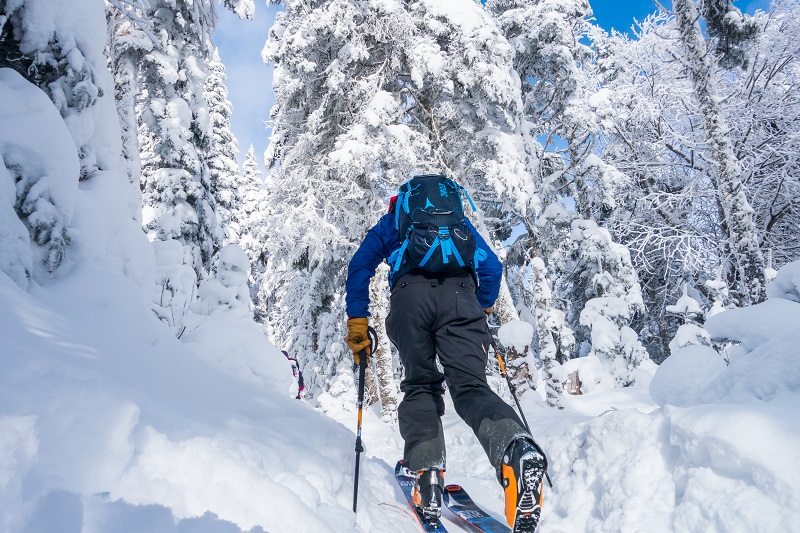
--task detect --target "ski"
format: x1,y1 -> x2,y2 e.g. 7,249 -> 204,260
395,460 -> 448,533
443,484 -> 511,533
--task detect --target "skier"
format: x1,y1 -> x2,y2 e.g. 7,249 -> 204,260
345,174 -> 548,532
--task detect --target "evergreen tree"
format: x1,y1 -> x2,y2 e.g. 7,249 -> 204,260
530,257 -> 566,408
135,0 -> 220,333
0,0 -> 110,278
106,0 -> 154,224
701,0 -> 759,69
205,49 -> 241,244
263,0 -> 535,396
130,0 -> 254,332
237,146 -> 270,325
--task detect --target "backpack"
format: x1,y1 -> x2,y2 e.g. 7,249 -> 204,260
388,174 -> 485,285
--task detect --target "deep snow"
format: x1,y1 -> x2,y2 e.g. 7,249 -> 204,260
3,258 -> 800,532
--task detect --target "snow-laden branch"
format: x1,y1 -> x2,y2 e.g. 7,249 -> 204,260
106,0 -> 160,45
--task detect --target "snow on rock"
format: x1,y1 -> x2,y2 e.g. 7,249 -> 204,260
561,354 -> 605,393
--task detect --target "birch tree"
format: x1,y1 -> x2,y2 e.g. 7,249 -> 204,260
489,0 -> 648,383
673,0 -> 767,305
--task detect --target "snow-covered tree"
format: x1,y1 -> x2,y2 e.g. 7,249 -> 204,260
0,0 -> 150,285
135,0 -> 252,332
725,2 -> 800,271
1,0 -> 108,180
530,257 -> 566,408
673,0 -> 767,306
701,0 -> 759,69
137,0 -> 220,278
236,146 -> 271,324
489,0 -> 648,383
585,3 -> 799,360
0,70 -> 78,286
205,48 -> 241,244
263,0 -> 536,396
195,243 -> 252,318
369,263 -> 398,421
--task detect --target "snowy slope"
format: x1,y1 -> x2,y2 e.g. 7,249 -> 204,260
4,259 -> 800,532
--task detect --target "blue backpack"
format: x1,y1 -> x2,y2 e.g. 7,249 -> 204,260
388,174 -> 486,286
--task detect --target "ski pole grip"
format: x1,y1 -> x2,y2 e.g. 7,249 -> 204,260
367,326 -> 378,353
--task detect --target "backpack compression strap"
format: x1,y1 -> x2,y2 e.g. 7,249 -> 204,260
419,227 -> 466,268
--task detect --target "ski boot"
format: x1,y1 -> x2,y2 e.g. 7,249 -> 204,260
501,438 -> 547,532
412,468 -> 445,526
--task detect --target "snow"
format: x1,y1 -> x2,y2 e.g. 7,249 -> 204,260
766,259 -> 800,302
497,319 -> 534,352
0,66 -> 80,240
3,2 -> 800,531
649,344 -> 726,406
5,256 -> 799,531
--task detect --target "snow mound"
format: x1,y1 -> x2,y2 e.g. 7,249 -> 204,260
649,344 -> 726,406
766,259 -> 800,303
544,265 -> 800,532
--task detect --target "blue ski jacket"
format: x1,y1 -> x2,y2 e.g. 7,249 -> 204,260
345,211 -> 503,318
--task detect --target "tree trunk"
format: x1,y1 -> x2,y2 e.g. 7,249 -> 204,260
370,265 -> 398,420
531,258 -> 564,408
674,0 -> 767,305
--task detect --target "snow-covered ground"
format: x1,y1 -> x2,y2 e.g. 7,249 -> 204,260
3,259 -> 800,532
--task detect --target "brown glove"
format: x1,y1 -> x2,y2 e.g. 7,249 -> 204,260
483,306 -> 494,317
346,317 -> 371,364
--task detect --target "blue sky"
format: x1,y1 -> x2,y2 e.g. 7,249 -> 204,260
214,0 -> 773,175
214,4 -> 281,174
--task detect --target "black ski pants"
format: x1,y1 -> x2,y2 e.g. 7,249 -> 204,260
385,271 -> 528,477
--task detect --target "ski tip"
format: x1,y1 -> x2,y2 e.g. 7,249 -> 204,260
444,484 -> 462,492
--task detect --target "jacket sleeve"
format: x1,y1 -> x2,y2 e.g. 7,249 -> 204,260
345,214 -> 396,318
466,219 -> 503,309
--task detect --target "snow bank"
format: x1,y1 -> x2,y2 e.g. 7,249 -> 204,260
544,265 -> 800,532
766,259 -> 800,302
0,268 -> 370,532
0,68 -> 79,283
649,344 -> 726,406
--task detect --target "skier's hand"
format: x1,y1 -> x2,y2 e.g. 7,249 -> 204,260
483,306 -> 494,317
346,317 -> 371,364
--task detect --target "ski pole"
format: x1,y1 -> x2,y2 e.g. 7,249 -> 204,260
486,335 -> 530,431
487,332 -> 553,488
353,326 -> 378,513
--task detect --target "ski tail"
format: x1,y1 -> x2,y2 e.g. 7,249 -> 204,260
395,460 -> 448,533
